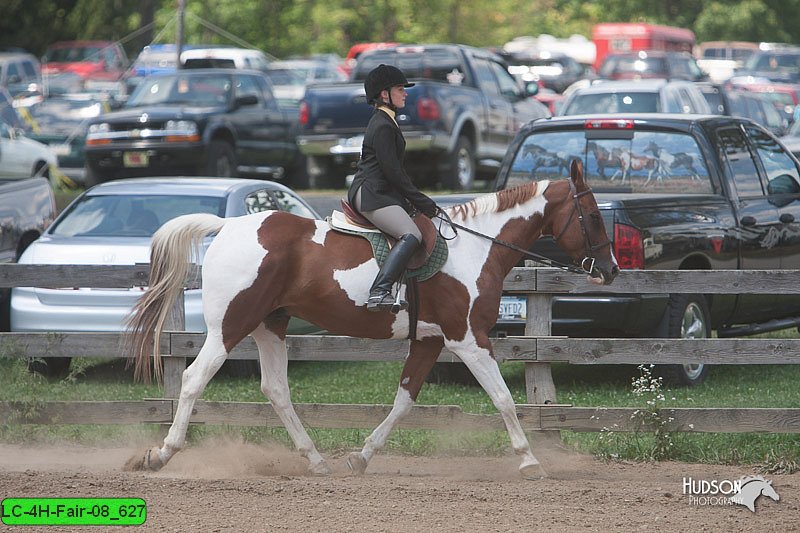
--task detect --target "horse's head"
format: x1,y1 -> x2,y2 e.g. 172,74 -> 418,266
546,159 -> 619,285
644,140 -> 658,155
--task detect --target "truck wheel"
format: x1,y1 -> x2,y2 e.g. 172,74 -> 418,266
287,153 -> 311,189
656,294 -> 710,387
205,140 -> 236,177
442,136 -> 475,190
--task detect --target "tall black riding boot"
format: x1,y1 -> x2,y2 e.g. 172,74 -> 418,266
366,233 -> 421,312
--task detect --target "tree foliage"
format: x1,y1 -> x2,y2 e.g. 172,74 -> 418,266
1,0 -> 799,61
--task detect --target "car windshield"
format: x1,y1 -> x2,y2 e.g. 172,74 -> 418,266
564,92 -> 661,114
600,56 -> 668,77
50,194 -> 226,237
744,53 -> 800,73
264,68 -> 305,86
126,74 -> 232,107
505,129 -> 714,194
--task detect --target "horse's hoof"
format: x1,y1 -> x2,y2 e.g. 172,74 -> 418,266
309,461 -> 332,476
346,452 -> 368,475
519,461 -> 547,480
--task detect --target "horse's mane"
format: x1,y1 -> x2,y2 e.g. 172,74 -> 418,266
448,181 -> 546,221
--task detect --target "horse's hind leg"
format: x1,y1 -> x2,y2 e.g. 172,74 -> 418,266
131,331 -> 228,471
347,336 -> 443,475
253,320 -> 330,476
449,337 -> 546,480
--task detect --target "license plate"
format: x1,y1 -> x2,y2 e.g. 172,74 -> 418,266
498,296 -> 526,320
51,143 -> 71,156
123,151 -> 149,167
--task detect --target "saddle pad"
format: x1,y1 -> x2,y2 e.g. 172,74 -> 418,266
326,215 -> 448,282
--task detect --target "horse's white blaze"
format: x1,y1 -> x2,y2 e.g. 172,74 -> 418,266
333,259 -> 377,304
311,220 -> 329,245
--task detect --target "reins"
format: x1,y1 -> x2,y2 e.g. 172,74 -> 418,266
432,180 -> 610,276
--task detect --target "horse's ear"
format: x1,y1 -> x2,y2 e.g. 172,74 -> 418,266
570,158 -> 585,187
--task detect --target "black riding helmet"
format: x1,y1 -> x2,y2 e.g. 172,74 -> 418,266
364,64 -> 415,105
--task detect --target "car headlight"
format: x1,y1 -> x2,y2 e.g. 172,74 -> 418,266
165,120 -> 198,134
88,122 -> 110,135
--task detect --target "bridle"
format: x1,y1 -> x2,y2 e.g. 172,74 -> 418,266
550,179 -> 612,275
434,180 -> 611,276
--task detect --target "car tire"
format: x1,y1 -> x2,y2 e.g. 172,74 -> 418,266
205,140 -> 236,177
655,294 -> 710,387
287,153 -> 311,189
441,136 -> 475,190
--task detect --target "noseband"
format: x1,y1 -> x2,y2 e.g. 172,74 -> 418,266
551,179 -> 611,275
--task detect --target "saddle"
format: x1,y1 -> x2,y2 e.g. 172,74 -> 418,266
329,200 -> 447,280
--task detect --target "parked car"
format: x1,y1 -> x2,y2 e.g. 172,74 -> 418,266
598,50 -> 706,82
84,68 -> 307,187
180,47 -> 272,71
502,51 -> 587,93
697,82 -> 788,135
262,66 -> 307,106
728,79 -> 800,124
11,177 -> 323,377
0,51 -> 41,97
42,40 -> 129,82
560,79 -> 710,115
268,59 -> 348,85
779,119 -> 800,157
20,93 -> 111,183
694,41 -> 759,83
735,48 -> 800,84
0,115 -> 59,181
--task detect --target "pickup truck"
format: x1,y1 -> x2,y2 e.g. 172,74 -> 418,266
296,44 -> 550,190
0,177 -> 56,329
490,112 -> 800,385
84,68 -> 306,187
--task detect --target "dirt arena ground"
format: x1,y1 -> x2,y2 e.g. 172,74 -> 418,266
0,438 -> 797,532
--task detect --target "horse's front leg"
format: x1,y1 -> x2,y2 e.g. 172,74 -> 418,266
448,334 -> 546,480
347,336 -> 444,475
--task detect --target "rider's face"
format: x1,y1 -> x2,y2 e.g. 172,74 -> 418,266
386,85 -> 407,108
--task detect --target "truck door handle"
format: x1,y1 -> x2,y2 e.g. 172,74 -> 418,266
740,216 -> 757,227
780,213 -> 795,223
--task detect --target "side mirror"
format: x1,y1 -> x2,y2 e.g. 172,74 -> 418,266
234,94 -> 259,108
525,82 -> 539,97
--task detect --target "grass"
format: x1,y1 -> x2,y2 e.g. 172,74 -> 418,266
2,349 -> 799,470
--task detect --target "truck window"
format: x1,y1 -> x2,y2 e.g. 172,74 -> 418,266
472,58 -> 500,97
490,60 -> 522,99
506,130 -> 712,194
745,125 -> 800,195
717,127 -> 763,197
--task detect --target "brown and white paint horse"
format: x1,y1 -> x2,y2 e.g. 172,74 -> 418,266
126,160 -> 618,479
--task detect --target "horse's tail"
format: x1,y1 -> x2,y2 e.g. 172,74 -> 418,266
125,213 -> 227,384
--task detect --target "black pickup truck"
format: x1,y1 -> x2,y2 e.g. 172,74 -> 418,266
84,68 -> 306,187
490,113 -> 800,385
296,44 -> 550,190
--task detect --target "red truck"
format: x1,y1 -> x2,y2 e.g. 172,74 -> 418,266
592,23 -> 695,72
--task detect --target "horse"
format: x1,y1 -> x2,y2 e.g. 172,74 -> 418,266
586,141 -> 624,180
643,141 -> 701,182
730,475 -> 780,512
124,159 -> 618,480
522,144 -> 570,177
608,147 -> 658,183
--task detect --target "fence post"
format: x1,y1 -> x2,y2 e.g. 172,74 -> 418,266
524,292 -> 557,404
162,289 -> 186,399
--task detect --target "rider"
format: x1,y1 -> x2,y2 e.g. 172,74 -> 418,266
347,64 -> 439,312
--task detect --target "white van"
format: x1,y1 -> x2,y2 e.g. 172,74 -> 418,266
180,47 -> 271,71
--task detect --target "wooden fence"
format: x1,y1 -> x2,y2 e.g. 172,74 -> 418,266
2,264 -> 800,435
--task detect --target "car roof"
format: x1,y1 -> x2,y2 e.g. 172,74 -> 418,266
180,48 -> 268,59
144,68 -> 265,77
571,79 -> 690,94
531,113 -> 724,129
83,177 -> 292,197
47,40 -> 118,48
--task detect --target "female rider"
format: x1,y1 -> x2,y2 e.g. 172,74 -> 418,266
347,64 -> 439,312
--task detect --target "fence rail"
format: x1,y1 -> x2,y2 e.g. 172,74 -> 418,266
2,265 -> 800,434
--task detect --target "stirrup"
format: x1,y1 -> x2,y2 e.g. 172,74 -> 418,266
366,291 -> 407,313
